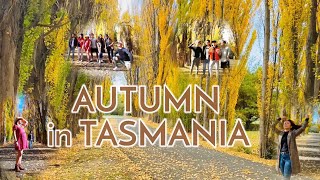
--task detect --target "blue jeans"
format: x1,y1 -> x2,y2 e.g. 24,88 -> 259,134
203,59 -> 209,75
29,141 -> 33,149
280,153 -> 292,179
69,47 -> 75,60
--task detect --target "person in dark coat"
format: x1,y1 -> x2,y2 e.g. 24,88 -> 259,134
68,33 -> 78,61
273,115 -> 309,179
28,130 -> 34,150
202,40 -> 211,75
188,40 -> 203,75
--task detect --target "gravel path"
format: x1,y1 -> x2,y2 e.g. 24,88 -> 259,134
297,133 -> 320,179
0,144 -> 57,179
111,117 -> 313,180
0,116 -> 316,180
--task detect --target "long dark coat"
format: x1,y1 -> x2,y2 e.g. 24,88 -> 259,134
274,119 -> 308,175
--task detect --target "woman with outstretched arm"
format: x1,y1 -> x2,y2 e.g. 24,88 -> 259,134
273,115 -> 309,180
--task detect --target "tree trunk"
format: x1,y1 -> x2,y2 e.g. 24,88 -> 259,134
180,26 -> 188,67
221,0 -> 224,23
315,34 -> 320,99
203,75 -> 210,129
260,0 -> 270,158
0,0 -> 28,144
305,0 -> 318,102
30,35 -> 49,144
196,76 -> 203,123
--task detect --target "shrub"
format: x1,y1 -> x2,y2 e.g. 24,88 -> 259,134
236,145 -> 252,154
309,125 -> 319,133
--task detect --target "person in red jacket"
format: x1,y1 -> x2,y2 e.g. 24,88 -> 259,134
77,34 -> 84,61
83,35 -> 91,62
208,40 -> 220,78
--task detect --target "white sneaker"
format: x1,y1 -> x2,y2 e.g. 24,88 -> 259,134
113,67 -> 118,70
125,62 -> 131,70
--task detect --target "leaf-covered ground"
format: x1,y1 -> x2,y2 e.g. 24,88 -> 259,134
0,116 -> 318,180
30,118 -> 152,180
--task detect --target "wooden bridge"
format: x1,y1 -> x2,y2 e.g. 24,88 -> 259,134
68,48 -> 128,71
71,60 -> 128,71
68,50 -> 240,74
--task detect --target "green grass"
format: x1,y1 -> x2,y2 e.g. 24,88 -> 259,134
233,131 -> 259,155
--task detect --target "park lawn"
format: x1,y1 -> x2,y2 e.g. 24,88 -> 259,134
28,120 -> 152,180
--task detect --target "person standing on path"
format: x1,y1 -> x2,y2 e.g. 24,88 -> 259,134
28,131 -> 34,150
105,34 -> 114,63
202,40 -> 211,75
273,115 -> 310,180
97,38 -> 103,63
208,40 -> 220,78
13,117 -> 29,172
188,40 -> 203,75
68,33 -> 78,61
90,33 -> 98,62
98,34 -> 105,53
77,34 -> 84,61
220,40 -> 231,73
84,35 -> 91,62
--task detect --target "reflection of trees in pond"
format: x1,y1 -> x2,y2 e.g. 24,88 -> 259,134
22,68 -> 112,144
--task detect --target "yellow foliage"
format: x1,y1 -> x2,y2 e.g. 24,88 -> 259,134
279,0 -> 309,117
102,76 -> 112,105
94,0 -> 119,38
216,0 -> 258,130
45,15 -> 71,128
4,99 -> 15,141
157,1 -> 175,85
224,31 -> 257,131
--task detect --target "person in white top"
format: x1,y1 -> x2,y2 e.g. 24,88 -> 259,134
89,33 -> 98,62
202,40 -> 211,75
220,40 -> 231,73
97,39 -> 103,63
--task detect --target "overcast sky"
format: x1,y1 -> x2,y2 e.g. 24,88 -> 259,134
118,0 -> 130,14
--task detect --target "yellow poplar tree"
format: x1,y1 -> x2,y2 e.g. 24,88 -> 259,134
279,0 -> 309,120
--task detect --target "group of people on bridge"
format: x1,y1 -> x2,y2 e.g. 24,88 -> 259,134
189,40 -> 234,76
68,33 -> 133,70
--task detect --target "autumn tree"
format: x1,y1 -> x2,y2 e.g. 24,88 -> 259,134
279,0 -> 309,121
305,0 -> 318,105
9,0 -> 118,144
0,0 -> 28,144
260,0 -> 271,158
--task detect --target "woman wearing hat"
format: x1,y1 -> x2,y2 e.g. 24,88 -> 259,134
13,117 -> 28,172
